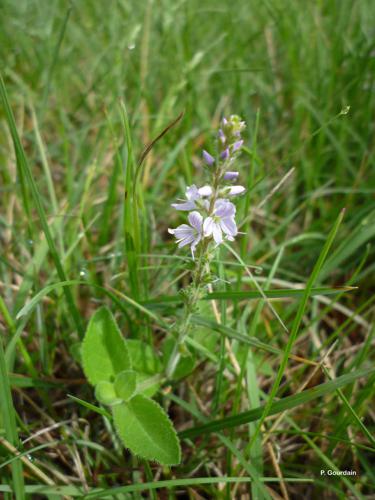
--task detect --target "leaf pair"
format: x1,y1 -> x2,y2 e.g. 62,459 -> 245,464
81,307 -> 181,466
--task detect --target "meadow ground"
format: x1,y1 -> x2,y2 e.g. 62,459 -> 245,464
0,0 -> 374,498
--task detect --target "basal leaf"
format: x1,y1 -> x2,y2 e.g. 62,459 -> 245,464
95,381 -> 122,406
81,307 -> 131,385
112,395 -> 181,465
114,370 -> 137,401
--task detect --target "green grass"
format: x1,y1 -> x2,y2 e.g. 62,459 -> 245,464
0,0 -> 374,498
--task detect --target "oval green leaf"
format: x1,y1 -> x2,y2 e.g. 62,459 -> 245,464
81,307 -> 131,385
112,395 -> 181,466
114,370 -> 137,401
95,381 -> 122,406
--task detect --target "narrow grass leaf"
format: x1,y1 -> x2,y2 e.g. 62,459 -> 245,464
248,209 -> 346,449
179,366 -> 374,439
0,75 -> 83,337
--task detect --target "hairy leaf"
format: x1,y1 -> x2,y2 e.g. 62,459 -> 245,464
82,307 -> 131,385
113,395 -> 181,465
95,381 -> 122,406
114,370 -> 137,401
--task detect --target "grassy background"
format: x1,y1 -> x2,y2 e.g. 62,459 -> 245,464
0,0 -> 374,498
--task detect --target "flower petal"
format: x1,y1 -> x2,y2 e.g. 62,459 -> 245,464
186,185 -> 200,201
224,171 -> 239,181
177,234 -> 195,248
215,199 -> 236,218
202,150 -> 215,166
171,201 -> 196,211
220,148 -> 229,160
228,185 -> 245,196
203,217 -> 214,236
188,211 -> 203,232
220,216 -> 238,238
232,140 -> 244,152
173,224 -> 194,239
198,185 -> 213,197
212,223 -> 223,244
218,129 -> 226,144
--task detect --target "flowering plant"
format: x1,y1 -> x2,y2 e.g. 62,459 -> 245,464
166,115 -> 246,377
79,115 -> 246,467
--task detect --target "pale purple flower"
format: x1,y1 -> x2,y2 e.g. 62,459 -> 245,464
171,184 -> 212,211
203,199 -> 238,244
232,140 -> 243,152
168,211 -> 203,258
203,150 -> 215,166
224,171 -> 239,181
218,129 -> 226,144
220,148 -> 229,160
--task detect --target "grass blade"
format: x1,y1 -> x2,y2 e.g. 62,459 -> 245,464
179,366 -> 374,439
248,209 -> 346,449
144,286 -> 355,305
0,75 -> 83,338
0,338 -> 25,499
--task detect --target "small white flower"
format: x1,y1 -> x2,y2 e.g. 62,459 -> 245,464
220,185 -> 246,197
203,199 -> 238,245
227,185 -> 245,196
198,185 -> 213,197
168,211 -> 203,258
171,184 -> 212,211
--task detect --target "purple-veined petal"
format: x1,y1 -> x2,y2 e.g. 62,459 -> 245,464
186,185 -> 200,201
190,234 -> 202,259
214,199 -> 236,218
171,201 -> 196,211
220,216 -> 238,238
224,171 -> 239,181
212,223 -> 223,244
177,234 -> 195,248
188,211 -> 203,232
203,217 -> 214,237
172,224 -> 194,238
168,224 -> 190,236
202,150 -> 215,166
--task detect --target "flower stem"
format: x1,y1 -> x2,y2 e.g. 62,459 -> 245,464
166,169 -> 223,379
165,240 -> 208,378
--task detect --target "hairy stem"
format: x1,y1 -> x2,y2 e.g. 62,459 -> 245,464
166,167 -> 224,379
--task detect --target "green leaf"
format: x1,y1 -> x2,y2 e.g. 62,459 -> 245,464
95,381 -> 122,406
114,370 -> 137,401
81,307 -> 131,385
112,395 -> 181,465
